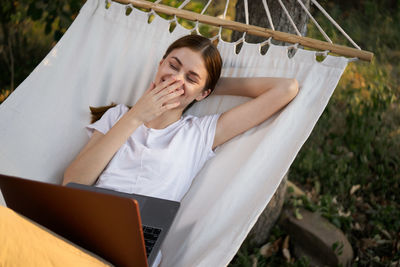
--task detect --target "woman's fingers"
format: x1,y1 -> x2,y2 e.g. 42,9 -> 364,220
161,101 -> 181,111
155,80 -> 183,101
132,78 -> 183,123
159,88 -> 184,103
144,81 -> 156,93
152,77 -> 177,95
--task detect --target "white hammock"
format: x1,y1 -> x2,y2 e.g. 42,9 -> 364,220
0,0 -> 349,266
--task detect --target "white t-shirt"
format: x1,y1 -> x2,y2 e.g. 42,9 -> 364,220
86,104 -> 220,267
86,104 -> 221,202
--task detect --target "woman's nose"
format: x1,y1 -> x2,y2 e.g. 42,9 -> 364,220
172,73 -> 184,83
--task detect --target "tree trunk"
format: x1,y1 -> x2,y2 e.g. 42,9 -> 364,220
245,172 -> 288,247
233,0 -> 310,247
232,0 -> 310,53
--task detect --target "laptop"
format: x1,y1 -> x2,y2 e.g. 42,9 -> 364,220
0,174 -> 180,267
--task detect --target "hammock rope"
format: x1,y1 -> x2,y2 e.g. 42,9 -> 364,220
310,0 -> 361,50
114,0 -> 373,61
262,0 -> 275,31
244,0 -> 249,25
177,0 -> 191,9
296,0 -> 332,44
192,0 -> 213,35
200,0 -> 213,15
278,0 -> 302,36
217,0 -> 231,38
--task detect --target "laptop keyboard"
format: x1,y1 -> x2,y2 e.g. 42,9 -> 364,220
142,225 -> 162,257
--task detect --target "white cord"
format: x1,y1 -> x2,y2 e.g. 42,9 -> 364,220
278,0 -> 302,36
244,0 -> 249,25
311,0 -> 361,49
222,0 -> 230,19
201,0 -> 213,15
177,0 -> 191,9
262,0 -> 275,31
218,0 -> 230,37
296,0 -> 332,43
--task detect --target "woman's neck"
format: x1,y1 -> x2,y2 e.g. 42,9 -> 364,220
143,108 -> 184,130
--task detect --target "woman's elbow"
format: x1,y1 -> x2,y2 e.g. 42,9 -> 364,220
62,168 -> 73,186
62,164 -> 97,186
62,164 -> 79,186
285,78 -> 299,99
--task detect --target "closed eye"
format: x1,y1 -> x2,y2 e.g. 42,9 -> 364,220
169,63 -> 178,70
187,76 -> 196,83
170,63 -> 197,83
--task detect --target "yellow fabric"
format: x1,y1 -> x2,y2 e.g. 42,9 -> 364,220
0,205 -> 112,267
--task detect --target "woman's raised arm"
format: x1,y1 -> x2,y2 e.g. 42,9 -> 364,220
212,77 -> 299,149
63,77 -> 184,186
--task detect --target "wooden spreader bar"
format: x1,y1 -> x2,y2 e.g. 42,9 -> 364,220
114,0 -> 374,62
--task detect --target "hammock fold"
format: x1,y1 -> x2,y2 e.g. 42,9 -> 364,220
0,0 -> 348,266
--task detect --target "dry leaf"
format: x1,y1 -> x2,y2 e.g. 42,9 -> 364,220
372,256 -> 381,262
375,239 -> 392,245
287,181 -> 305,197
250,254 -> 258,267
350,184 -> 361,195
259,242 -> 274,258
361,238 -> 378,250
283,235 -> 290,249
260,239 -> 280,258
378,228 -> 392,239
338,207 -> 351,217
273,237 -> 282,250
281,236 -> 291,262
283,248 -> 291,262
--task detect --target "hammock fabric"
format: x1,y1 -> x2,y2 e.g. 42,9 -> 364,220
0,0 -> 348,266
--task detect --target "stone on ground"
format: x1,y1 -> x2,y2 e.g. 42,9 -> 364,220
279,207 -> 354,267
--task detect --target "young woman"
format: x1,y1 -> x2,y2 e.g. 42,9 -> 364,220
63,33 -> 299,197
62,34 -> 298,266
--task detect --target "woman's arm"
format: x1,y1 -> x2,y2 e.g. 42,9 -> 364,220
62,77 -> 184,186
62,115 -> 143,186
212,77 -> 299,149
213,77 -> 285,98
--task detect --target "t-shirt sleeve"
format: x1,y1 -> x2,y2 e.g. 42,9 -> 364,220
85,104 -> 129,137
196,113 -> 222,159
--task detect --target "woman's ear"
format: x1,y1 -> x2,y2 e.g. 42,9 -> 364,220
195,89 -> 211,101
159,58 -> 164,66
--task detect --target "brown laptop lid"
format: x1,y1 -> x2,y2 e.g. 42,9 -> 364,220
0,174 -> 148,267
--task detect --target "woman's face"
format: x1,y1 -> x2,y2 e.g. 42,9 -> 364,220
154,47 -> 210,109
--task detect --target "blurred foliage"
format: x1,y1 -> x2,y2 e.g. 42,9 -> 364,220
0,0 -> 85,94
1,0 -> 399,265
1,0 -> 84,40
145,0 -> 235,40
